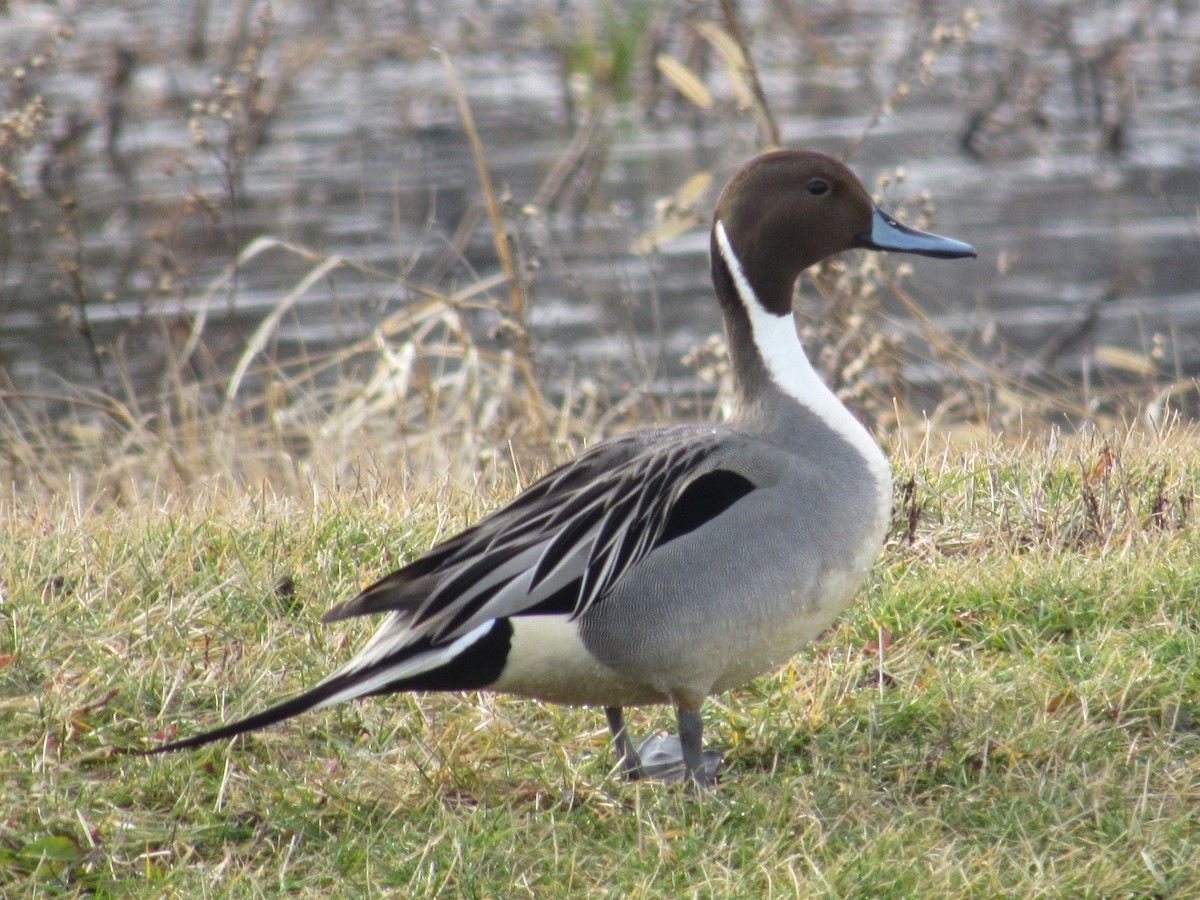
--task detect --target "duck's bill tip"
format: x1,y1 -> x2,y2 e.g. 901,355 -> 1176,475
857,205 -> 977,259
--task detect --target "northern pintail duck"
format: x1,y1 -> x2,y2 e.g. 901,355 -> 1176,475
141,150 -> 975,786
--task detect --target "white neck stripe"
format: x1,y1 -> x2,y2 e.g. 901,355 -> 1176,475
713,220 -> 890,486
713,220 -> 825,404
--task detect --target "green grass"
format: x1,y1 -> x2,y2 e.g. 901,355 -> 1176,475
3,427 -> 1200,896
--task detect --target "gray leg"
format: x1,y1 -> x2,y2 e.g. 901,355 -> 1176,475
676,706 -> 714,788
605,706 -> 644,779
631,707 -> 723,786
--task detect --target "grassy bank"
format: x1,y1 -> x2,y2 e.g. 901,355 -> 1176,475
3,425 -> 1198,896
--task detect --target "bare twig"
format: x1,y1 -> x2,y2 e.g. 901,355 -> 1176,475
60,197 -> 111,396
438,49 -> 526,323
718,0 -> 780,148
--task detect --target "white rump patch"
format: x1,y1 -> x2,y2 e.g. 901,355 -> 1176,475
496,615 -> 666,705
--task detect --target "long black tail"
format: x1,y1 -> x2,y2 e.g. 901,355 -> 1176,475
130,618 -> 514,755
131,676 -> 352,755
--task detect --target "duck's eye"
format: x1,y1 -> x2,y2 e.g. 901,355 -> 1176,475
807,178 -> 829,196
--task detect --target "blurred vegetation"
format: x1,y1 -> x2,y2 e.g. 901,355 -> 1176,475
3,0 -> 1197,504
554,0 -> 660,106
0,1 -> 1190,508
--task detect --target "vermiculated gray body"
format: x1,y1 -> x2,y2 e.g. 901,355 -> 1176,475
568,404 -> 889,709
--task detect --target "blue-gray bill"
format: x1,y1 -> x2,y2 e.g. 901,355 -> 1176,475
857,205 -> 977,259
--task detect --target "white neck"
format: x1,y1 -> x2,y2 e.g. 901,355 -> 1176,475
713,220 -> 891,487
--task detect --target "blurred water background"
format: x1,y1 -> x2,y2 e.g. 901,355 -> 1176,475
2,0 -> 1199,427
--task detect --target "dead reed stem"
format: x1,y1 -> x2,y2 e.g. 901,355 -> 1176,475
438,48 -> 547,433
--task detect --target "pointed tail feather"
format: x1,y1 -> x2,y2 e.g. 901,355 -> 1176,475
131,618 -> 510,755
133,674 -> 354,754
